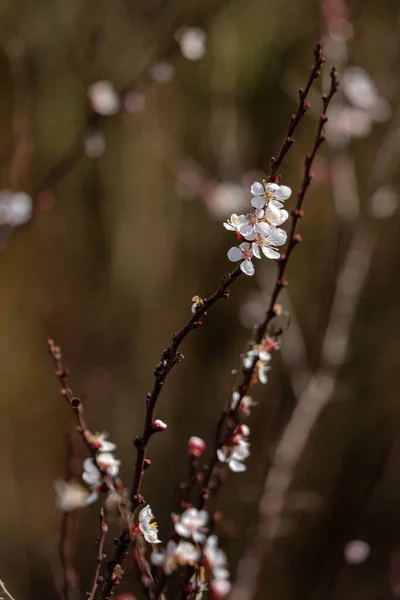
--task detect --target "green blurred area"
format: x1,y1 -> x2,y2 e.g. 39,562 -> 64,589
0,0 -> 400,599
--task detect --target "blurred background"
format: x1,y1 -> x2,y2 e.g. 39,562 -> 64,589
0,0 -> 400,599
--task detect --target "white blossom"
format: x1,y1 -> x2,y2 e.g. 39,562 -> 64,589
217,440 -> 250,473
88,80 -> 120,116
138,505 -> 162,544
227,242 -> 257,276
0,191 -> 33,226
174,507 -> 208,543
82,457 -> 102,487
54,480 -> 89,512
250,181 -> 291,210
210,579 -> 231,598
88,432 -> 116,453
204,536 -> 230,580
264,200 -> 289,226
95,452 -> 120,476
223,213 -> 248,234
178,27 -> 207,61
151,540 -> 200,574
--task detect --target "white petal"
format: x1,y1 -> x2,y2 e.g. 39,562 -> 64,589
144,531 -> 162,544
239,242 -> 251,251
255,221 -> 272,235
251,243 -> 261,259
175,522 -> 190,538
99,440 -> 116,452
267,227 -> 287,247
240,260 -> 255,276
243,356 -> 253,369
255,209 -> 264,218
229,459 -> 247,473
217,448 -> 227,462
258,350 -> 271,361
262,246 -> 280,260
259,368 -> 268,384
223,222 -> 236,231
265,183 -> 279,191
250,182 -> 264,196
83,458 -> 97,474
192,531 -> 206,543
227,246 -> 243,262
151,552 -> 165,566
251,196 -> 265,209
275,185 -> 292,200
239,224 -> 254,238
232,445 -> 250,461
85,490 -> 99,505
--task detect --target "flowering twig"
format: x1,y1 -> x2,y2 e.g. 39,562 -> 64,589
87,509 -> 108,600
200,61 -> 339,514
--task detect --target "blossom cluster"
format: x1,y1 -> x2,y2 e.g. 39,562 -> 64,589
151,508 -> 231,596
55,432 -> 120,511
217,424 -> 250,473
223,181 -> 291,275
243,337 -> 278,385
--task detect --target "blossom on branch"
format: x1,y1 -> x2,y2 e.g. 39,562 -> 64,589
138,505 -> 162,544
250,181 -> 292,210
174,507 -> 209,543
151,540 -> 200,574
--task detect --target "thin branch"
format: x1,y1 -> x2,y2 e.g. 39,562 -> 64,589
87,509 -> 108,600
59,431 -> 80,600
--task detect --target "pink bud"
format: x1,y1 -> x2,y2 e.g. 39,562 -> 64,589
188,436 -> 206,457
152,419 -> 167,432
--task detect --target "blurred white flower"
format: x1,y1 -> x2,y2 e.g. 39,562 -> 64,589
217,439 -> 250,473
206,182 -> 248,218
88,80 -> 120,116
95,452 -> 120,476
370,185 -> 398,219
174,507 -> 208,543
344,540 -> 370,564
0,191 -> 33,226
88,432 -> 116,452
204,535 -> 230,580
138,505 -> 161,544
210,579 -> 231,598
342,67 -> 378,111
178,27 -> 207,61
54,480 -> 89,512
82,457 -> 101,487
84,132 -> 106,158
151,540 -> 200,574
150,62 -> 174,84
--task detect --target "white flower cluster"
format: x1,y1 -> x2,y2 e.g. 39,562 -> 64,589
243,337 -> 278,384
55,432 -> 119,511
217,425 -> 250,473
204,535 -> 231,597
82,433 -> 120,505
224,181 -> 291,275
152,540 -> 200,574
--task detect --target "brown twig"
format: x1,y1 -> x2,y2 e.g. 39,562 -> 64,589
59,431 -> 81,600
87,510 -> 108,600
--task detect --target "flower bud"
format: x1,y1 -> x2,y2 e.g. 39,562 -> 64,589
152,419 -> 167,432
236,424 -> 250,438
188,436 -> 206,457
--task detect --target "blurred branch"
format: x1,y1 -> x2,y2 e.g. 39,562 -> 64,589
0,580 -> 17,600
59,431 -> 80,600
87,509 -> 108,600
